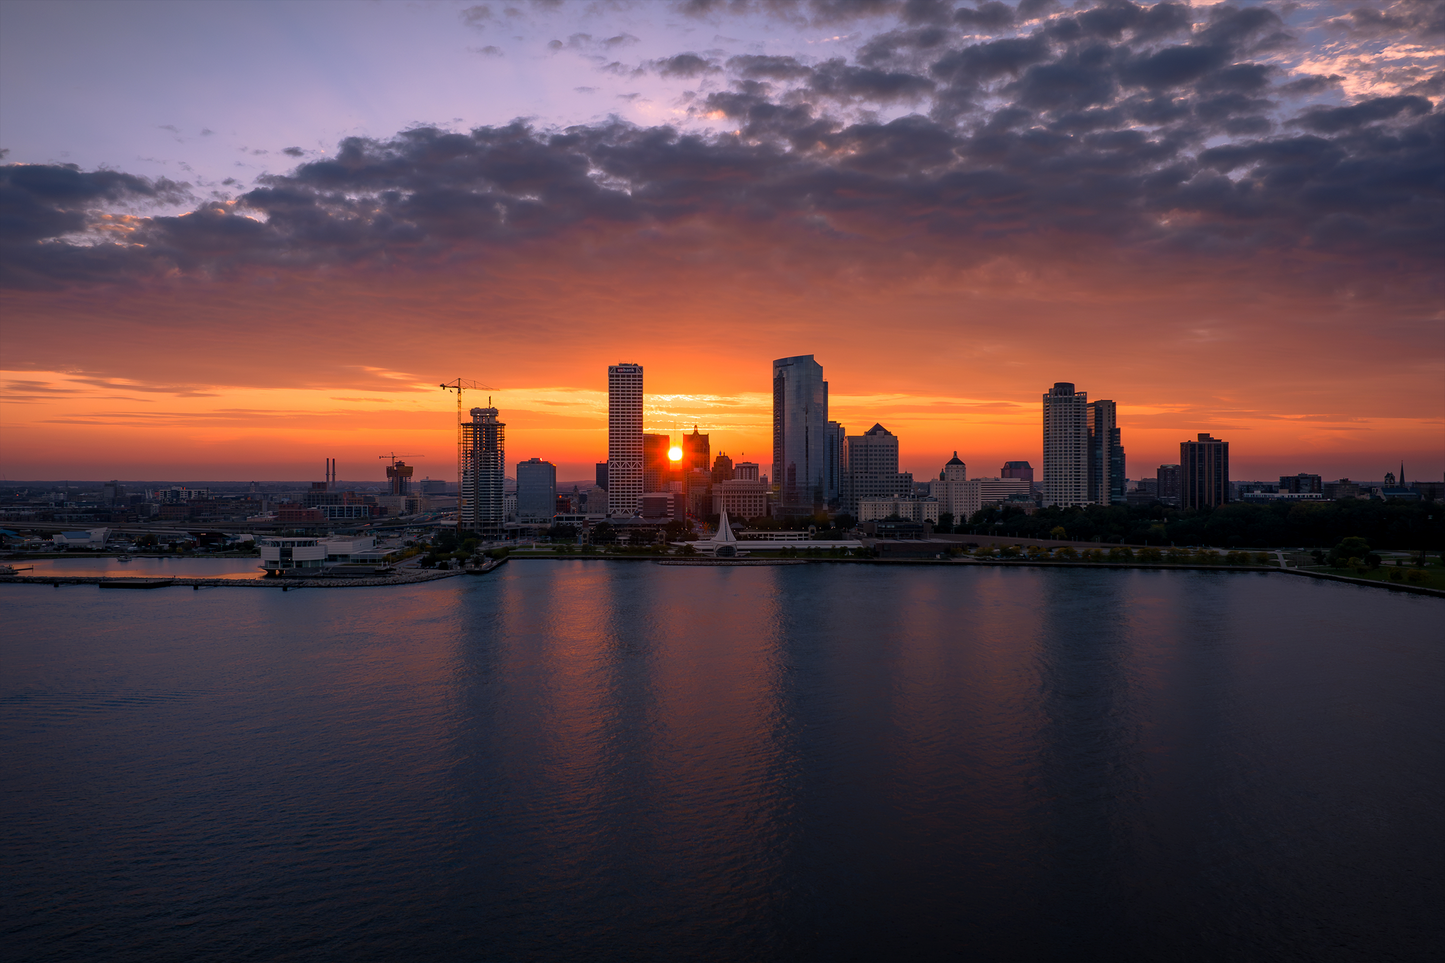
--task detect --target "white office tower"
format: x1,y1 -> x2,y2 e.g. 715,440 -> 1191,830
773,355 -> 829,517
608,363 -> 644,517
1042,382 -> 1090,508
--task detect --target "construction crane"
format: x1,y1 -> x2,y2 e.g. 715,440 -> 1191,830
377,452 -> 422,466
440,379 -> 496,537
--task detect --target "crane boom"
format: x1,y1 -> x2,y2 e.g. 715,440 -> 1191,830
440,379 -> 496,537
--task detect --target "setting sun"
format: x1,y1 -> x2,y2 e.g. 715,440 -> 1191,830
667,445 -> 683,463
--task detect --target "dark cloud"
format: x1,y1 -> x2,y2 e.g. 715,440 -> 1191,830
809,58 -> 935,101
726,54 -> 812,80
653,53 -> 719,78
1323,0 -> 1445,39
5,3 -> 1440,291
954,2 -> 1014,31
281,147 -> 306,157
1292,95 -> 1433,134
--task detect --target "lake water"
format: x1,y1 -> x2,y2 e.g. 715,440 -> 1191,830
2,562 -> 1440,962
16,555 -> 265,579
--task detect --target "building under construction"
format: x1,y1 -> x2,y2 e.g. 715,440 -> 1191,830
460,404 -> 505,537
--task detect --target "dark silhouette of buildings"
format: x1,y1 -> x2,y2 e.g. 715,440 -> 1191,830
644,433 -> 672,493
683,427 -> 710,474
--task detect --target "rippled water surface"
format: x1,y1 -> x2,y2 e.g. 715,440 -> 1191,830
2,563 -> 1441,962
17,556 -> 264,579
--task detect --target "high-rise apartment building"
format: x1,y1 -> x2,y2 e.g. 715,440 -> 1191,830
843,423 -> 910,517
773,355 -> 829,516
607,363 -> 643,517
595,462 -> 608,491
1088,399 -> 1126,506
1042,382 -> 1090,508
461,405 -> 505,536
711,453 -> 734,483
516,458 -> 557,523
1181,433 -> 1229,509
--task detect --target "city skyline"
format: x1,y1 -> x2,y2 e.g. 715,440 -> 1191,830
0,355 -> 1437,488
2,1 -> 1441,483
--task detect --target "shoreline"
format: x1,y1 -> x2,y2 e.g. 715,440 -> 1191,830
2,555 -> 1439,597
0,569 -> 466,589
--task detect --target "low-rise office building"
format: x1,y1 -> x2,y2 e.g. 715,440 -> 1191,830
858,497 -> 940,523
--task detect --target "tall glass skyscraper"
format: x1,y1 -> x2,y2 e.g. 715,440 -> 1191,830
1088,399 -> 1126,506
607,363 -> 643,517
772,355 -> 829,516
516,457 -> 557,523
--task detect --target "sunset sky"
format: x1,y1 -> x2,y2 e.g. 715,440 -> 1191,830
2,0 -> 1441,485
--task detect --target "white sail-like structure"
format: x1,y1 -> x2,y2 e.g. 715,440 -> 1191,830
713,510 -> 739,556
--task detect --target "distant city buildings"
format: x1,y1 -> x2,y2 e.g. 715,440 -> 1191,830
516,458 -> 557,523
1181,433 -> 1229,509
1042,382 -> 1090,508
773,354 -> 830,516
608,363 -> 643,517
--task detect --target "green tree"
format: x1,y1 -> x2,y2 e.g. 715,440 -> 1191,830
1328,536 -> 1372,568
